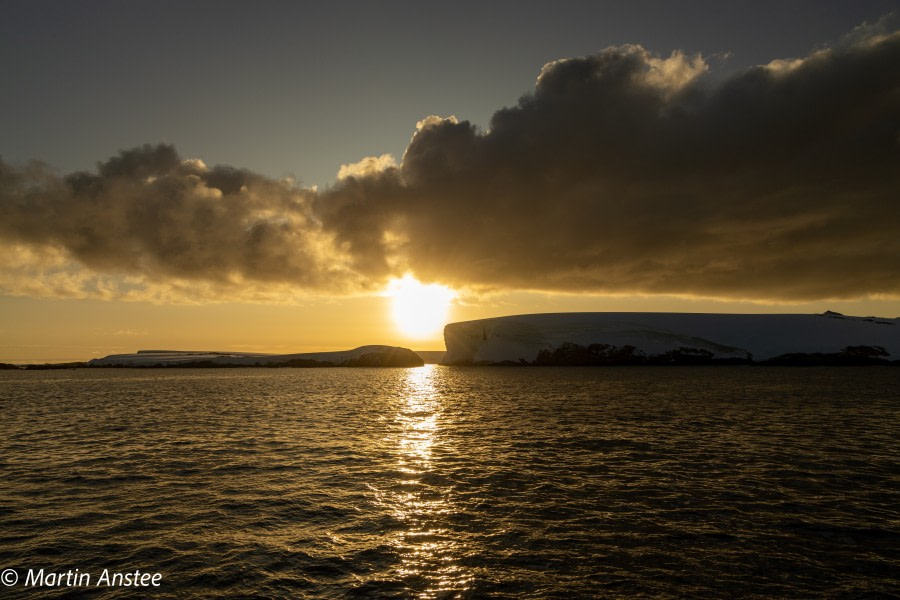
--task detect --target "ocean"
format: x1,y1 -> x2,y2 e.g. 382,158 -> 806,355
1,366 -> 898,598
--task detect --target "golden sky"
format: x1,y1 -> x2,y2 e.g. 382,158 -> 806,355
3,289 -> 899,363
1,6 -> 899,362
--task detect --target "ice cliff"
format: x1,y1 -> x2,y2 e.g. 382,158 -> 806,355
442,312 -> 900,365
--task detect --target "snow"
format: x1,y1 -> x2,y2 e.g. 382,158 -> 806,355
89,345 -> 408,367
442,312 -> 900,364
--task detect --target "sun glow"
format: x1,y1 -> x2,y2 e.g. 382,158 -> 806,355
387,275 -> 456,339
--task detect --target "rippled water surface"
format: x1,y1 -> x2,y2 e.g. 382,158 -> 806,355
1,366 -> 899,598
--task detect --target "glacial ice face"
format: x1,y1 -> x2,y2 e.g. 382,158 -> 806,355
442,312 -> 900,365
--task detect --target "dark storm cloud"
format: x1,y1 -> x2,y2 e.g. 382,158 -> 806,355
1,26 -> 899,301
322,30 -> 900,300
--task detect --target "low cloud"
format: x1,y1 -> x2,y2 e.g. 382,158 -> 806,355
1,24 -> 899,302
112,329 -> 148,336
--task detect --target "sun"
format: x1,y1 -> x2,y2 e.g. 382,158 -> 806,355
387,275 -> 456,339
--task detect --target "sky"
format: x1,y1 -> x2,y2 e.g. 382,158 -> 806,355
1,0 -> 899,362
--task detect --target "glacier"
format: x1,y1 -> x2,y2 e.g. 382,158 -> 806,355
442,312 -> 900,365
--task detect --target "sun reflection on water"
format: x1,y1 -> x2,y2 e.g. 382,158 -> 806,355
387,364 -> 472,598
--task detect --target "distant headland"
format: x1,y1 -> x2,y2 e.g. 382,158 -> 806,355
90,345 -> 424,368
1,346 -> 424,370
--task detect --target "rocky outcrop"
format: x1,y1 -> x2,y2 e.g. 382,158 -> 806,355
340,347 -> 424,367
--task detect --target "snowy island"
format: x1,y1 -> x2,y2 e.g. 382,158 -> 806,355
88,345 -> 424,368
442,312 -> 900,366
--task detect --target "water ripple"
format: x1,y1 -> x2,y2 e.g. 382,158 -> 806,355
1,366 -> 899,597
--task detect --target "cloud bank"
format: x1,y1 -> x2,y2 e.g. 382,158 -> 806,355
0,145 -> 364,301
2,25 -> 899,302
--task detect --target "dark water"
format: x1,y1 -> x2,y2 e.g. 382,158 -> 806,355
1,366 -> 899,598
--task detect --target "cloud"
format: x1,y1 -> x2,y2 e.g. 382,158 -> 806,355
1,25 -> 899,303
337,154 -> 398,180
0,144 -> 369,301
322,28 -> 900,301
112,329 -> 148,336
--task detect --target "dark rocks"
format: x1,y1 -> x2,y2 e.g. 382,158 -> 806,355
341,347 -> 424,367
761,346 -> 895,366
533,343 -> 753,366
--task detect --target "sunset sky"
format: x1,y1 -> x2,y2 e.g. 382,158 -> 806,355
2,0 -> 899,362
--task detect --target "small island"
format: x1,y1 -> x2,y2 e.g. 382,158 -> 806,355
86,345 -> 424,368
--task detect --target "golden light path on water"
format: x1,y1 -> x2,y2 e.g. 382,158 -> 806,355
379,364 -> 472,597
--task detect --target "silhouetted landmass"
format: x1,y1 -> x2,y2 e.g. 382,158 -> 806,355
760,346 -> 894,366
254,348 -> 423,368
87,347 -> 424,369
341,347 -> 424,367
118,361 -> 250,369
20,362 -> 88,370
446,342 -> 899,367
532,343 -> 749,366
536,342 -> 646,366
5,342 -> 896,370
485,343 -> 898,367
267,358 -> 336,368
